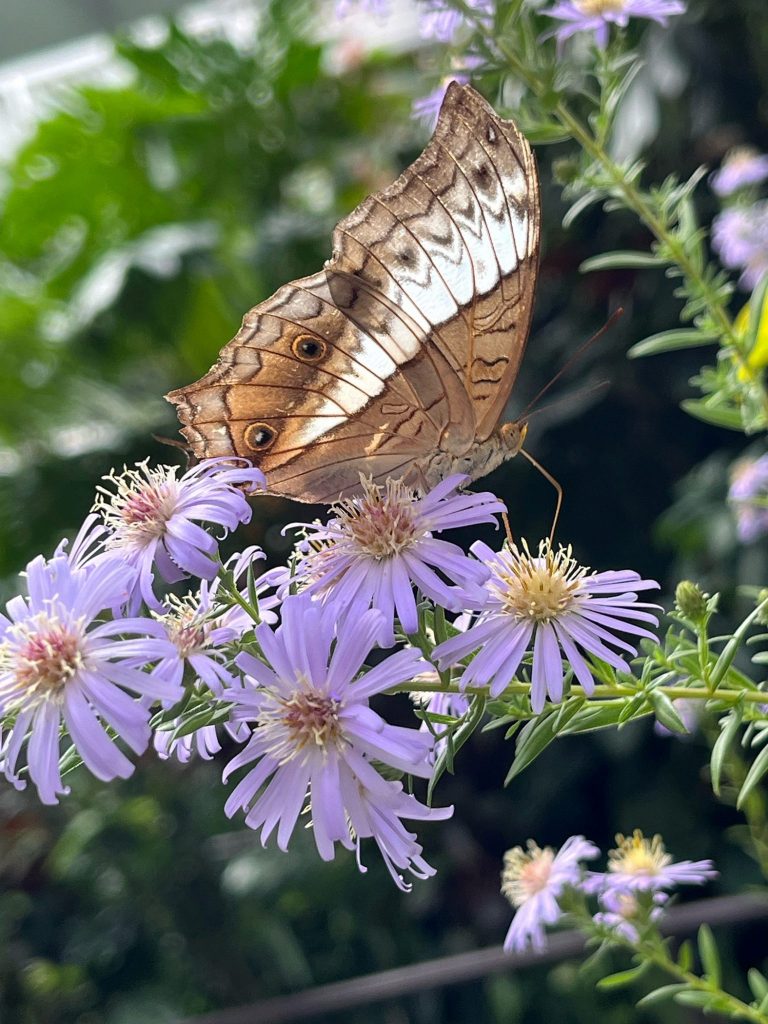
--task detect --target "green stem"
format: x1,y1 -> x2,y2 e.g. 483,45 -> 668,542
401,680 -> 768,705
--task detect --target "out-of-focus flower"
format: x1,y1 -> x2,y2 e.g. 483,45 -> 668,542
712,205 -> 768,290
335,0 -> 390,17
593,887 -> 668,941
729,454 -> 768,543
419,0 -> 494,43
94,459 -> 265,611
433,539 -> 659,711
501,836 -> 599,951
653,697 -> 700,738
711,147 -> 768,197
413,74 -> 470,129
0,555 -> 178,804
223,596 -> 452,889
294,475 -> 502,644
542,0 -> 685,48
600,830 -> 717,893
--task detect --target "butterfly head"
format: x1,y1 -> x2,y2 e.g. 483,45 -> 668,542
498,420 -> 528,457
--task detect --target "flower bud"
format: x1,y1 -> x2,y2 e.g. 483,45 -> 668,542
675,580 -> 709,622
756,588 -> 768,625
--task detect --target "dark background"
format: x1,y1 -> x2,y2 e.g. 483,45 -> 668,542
1,0 -> 767,1020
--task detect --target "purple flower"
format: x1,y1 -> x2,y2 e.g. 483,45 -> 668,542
139,547 -> 280,694
222,595 -> 452,889
413,75 -> 470,129
712,205 -> 768,290
433,539 -> 659,712
593,887 -> 669,941
501,836 -> 600,952
419,0 -> 494,43
711,147 -> 768,197
729,454 -> 768,542
543,0 -> 685,48
94,458 -> 265,611
335,0 -> 390,17
0,554 -> 180,804
598,830 -> 717,893
293,475 -> 503,645
154,719 -> 248,763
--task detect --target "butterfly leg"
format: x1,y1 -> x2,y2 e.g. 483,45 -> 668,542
519,448 -> 563,546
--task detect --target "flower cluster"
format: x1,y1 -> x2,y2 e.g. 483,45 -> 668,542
501,830 -> 717,951
543,0 -> 685,49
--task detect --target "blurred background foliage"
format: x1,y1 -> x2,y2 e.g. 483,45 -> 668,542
1,0 -> 767,1020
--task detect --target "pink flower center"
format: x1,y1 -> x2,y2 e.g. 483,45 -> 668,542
336,478 -> 421,559
501,842 -> 556,906
259,686 -> 344,763
95,462 -> 180,548
7,616 -> 84,699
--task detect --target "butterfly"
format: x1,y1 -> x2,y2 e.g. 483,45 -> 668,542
166,82 -> 540,503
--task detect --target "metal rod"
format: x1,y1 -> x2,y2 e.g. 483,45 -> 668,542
183,892 -> 768,1024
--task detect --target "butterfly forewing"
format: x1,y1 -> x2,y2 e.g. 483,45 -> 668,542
166,83 -> 540,502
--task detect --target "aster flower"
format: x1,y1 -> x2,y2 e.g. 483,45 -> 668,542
222,595 -> 452,889
599,830 -> 718,893
0,554 -> 179,804
543,0 -> 685,48
293,474 -> 503,645
711,147 -> 768,197
154,718 -> 249,763
433,539 -> 659,712
334,0 -> 390,17
729,454 -> 768,542
94,458 -> 265,611
419,0 -> 494,43
712,204 -> 768,290
413,75 -> 470,129
501,836 -> 599,952
593,887 -> 669,942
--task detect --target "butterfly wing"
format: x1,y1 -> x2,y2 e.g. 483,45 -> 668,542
166,83 -> 540,502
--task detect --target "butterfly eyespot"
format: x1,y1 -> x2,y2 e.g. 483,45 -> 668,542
244,423 -> 276,451
291,335 -> 327,363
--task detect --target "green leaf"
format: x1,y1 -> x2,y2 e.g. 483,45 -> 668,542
649,690 -> 688,734
596,962 -> 649,990
673,990 -> 721,1009
559,700 -> 630,734
747,968 -> 768,1002
677,939 -> 694,971
680,399 -> 744,431
505,712 -> 558,783
628,329 -> 719,358
710,705 -> 743,796
697,924 -> 721,986
580,251 -> 662,273
636,984 -> 688,1007
737,742 -> 768,808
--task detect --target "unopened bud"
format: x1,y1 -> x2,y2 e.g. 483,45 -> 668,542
756,588 -> 768,625
675,580 -> 709,622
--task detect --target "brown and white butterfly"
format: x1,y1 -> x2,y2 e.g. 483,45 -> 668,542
166,83 -> 540,503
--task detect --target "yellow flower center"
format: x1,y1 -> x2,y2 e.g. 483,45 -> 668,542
335,477 -> 420,559
576,0 -> 627,13
491,540 -> 587,623
608,830 -> 672,877
501,842 -> 555,906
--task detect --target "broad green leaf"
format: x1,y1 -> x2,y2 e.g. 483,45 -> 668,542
737,743 -> 768,808
596,962 -> 649,990
649,690 -> 688,734
710,705 -> 743,795
505,712 -> 558,783
697,924 -> 721,986
680,399 -> 744,431
748,968 -> 768,1001
635,983 -> 688,1007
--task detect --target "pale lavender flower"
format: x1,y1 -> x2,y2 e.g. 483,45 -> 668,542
543,0 -> 685,48
501,836 -> 599,952
433,539 -> 659,712
598,830 -> 717,893
729,454 -> 768,542
94,458 -> 265,611
593,887 -> 669,941
335,0 -> 390,17
293,475 -> 503,645
712,204 -> 768,290
711,147 -> 768,197
420,0 -> 494,43
413,75 -> 469,129
0,554 -> 179,804
139,547 -> 279,694
154,718 -> 248,763
222,596 -> 452,889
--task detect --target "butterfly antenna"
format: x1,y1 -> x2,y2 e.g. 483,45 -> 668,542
519,448 -> 563,546
153,433 -> 197,466
501,510 -> 515,548
519,308 -> 624,421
